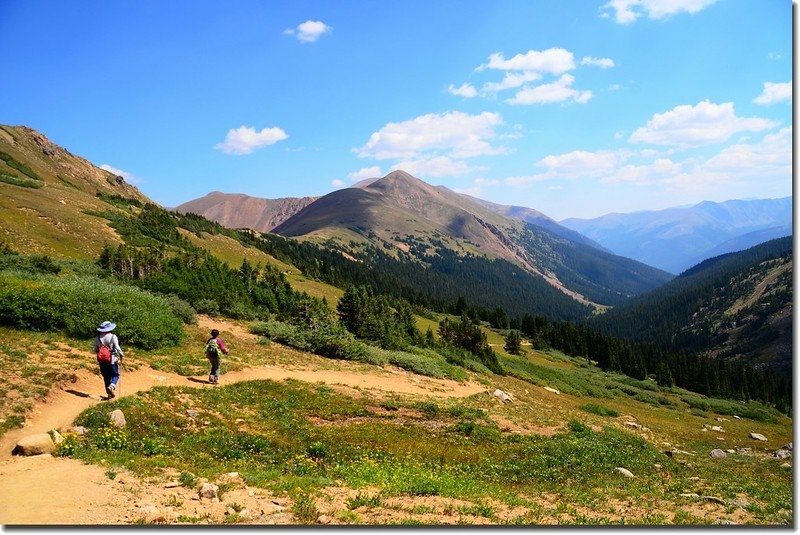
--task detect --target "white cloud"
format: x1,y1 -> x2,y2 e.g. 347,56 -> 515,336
355,111 -> 507,160
608,84 -> 622,91
348,166 -> 382,182
629,100 -> 775,148
703,126 -> 791,177
100,164 -> 140,185
478,48 -> 575,74
331,179 -> 345,187
507,74 -> 592,105
536,149 -> 624,178
284,20 -> 332,43
454,177 -> 501,197
601,158 -> 682,185
581,56 -> 615,69
447,83 -> 478,98
753,81 -> 791,105
214,125 -> 288,155
601,0 -> 718,24
391,156 -> 474,178
481,71 -> 542,93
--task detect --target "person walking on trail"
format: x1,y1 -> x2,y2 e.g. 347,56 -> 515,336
93,320 -> 124,399
205,329 -> 229,384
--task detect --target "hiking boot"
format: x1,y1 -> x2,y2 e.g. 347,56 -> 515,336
106,386 -> 115,399
208,375 -> 214,384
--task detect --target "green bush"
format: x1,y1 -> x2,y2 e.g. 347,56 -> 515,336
580,403 -> 619,417
160,293 -> 197,325
0,272 -> 184,349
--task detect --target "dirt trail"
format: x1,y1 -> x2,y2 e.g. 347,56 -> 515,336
0,352 -> 485,524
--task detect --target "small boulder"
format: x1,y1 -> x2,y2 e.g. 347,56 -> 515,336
711,426 -> 723,432
624,422 -> 642,430
12,433 -> 55,456
69,426 -> 88,435
709,449 -> 727,459
782,442 -> 792,451
199,483 -> 219,500
749,433 -> 768,442
543,386 -> 560,395
49,429 -> 64,445
615,467 -> 634,478
493,389 -> 513,403
110,409 -> 126,428
773,449 -> 791,459
187,409 -> 199,418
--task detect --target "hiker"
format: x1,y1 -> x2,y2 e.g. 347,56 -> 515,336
205,328 -> 229,384
93,320 -> 124,399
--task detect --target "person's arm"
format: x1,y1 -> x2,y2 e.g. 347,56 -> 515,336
217,338 -> 229,354
92,336 -> 100,353
112,335 -> 124,357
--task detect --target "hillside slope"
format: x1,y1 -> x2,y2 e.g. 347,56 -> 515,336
594,237 -> 792,376
561,198 -> 792,274
174,191 -> 318,233
0,125 -> 149,258
273,170 -> 671,308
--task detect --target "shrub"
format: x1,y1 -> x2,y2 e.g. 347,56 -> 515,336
161,294 -> 197,325
580,403 -> 619,417
0,272 -> 184,349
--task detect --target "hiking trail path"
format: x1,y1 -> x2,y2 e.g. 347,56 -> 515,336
0,317 -> 485,525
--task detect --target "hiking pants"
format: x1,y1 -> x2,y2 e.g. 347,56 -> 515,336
99,361 -> 119,389
208,354 -> 221,380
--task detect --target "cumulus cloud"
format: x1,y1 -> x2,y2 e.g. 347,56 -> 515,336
581,56 -> 615,68
331,179 -> 345,187
390,156 -> 475,178
355,111 -> 507,160
214,125 -> 288,155
703,126 -> 791,177
348,166 -> 383,182
629,100 -> 775,148
100,164 -> 140,185
478,48 -> 575,74
507,74 -> 592,105
601,0 -> 718,24
447,83 -> 478,98
482,71 -> 542,93
601,158 -> 682,185
283,20 -> 332,43
753,81 -> 791,105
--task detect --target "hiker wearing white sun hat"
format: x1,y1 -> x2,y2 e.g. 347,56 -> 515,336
92,321 -> 124,399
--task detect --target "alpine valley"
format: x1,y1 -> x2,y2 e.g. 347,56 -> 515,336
0,125 -> 792,526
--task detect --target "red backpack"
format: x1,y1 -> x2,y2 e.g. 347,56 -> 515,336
97,340 -> 112,363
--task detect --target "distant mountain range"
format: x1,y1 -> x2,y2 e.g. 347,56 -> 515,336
561,198 -> 792,274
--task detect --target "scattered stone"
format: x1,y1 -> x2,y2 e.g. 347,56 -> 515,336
186,409 -> 199,418
711,426 -> 723,432
780,462 -> 791,469
773,449 -> 791,459
262,503 -> 286,515
731,498 -> 751,509
199,483 -> 219,500
69,426 -> 88,435
492,389 -> 513,403
710,449 -> 727,459
782,442 -> 792,451
733,415 -> 741,419
219,472 -> 241,483
12,433 -> 55,456
653,464 -> 662,469
318,514 -> 332,524
110,409 -> 126,428
749,433 -> 767,441
139,505 -> 159,516
624,422 -> 642,430
715,417 -> 729,422
680,493 -> 700,499
615,467 -> 634,478
714,519 -> 737,525
736,447 -> 752,454
49,429 -> 64,445
248,490 -> 255,497
164,481 -> 181,488
701,496 -> 727,506
238,509 -> 251,520
543,386 -> 560,395
726,449 -> 735,454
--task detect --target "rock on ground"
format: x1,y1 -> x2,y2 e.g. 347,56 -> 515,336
749,432 -> 767,441
110,409 -> 126,428
12,433 -> 55,456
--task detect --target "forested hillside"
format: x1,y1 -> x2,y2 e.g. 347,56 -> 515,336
593,237 -> 792,376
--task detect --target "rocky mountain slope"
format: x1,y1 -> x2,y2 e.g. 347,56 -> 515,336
174,191 -> 318,233
0,125 -> 149,259
561,198 -> 792,274
272,170 -> 672,307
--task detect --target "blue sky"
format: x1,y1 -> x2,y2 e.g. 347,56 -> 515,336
0,0 -> 792,219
